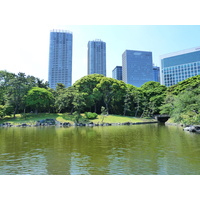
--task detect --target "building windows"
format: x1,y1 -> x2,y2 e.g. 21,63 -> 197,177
48,30 -> 72,89
88,40 -> 106,76
112,66 -> 122,80
122,50 -> 154,87
161,48 -> 200,86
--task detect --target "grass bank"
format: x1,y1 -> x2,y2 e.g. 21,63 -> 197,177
90,114 -> 155,123
0,113 -> 156,125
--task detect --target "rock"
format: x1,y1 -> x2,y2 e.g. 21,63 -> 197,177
123,122 -> 131,125
88,122 -> 94,126
3,123 -> 12,127
21,123 -> 27,127
63,122 -> 71,126
183,125 -> 200,133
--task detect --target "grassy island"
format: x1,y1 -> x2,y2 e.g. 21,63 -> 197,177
0,113 -> 156,126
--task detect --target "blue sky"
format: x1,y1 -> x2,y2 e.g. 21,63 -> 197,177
65,25 -> 200,83
0,1 -> 200,84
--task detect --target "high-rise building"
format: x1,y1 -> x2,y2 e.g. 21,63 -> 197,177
88,39 -> 106,76
160,46 -> 200,86
122,50 -> 154,87
48,29 -> 72,89
153,66 -> 160,82
112,66 -> 122,80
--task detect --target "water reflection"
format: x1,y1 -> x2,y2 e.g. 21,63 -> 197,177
0,124 -> 200,174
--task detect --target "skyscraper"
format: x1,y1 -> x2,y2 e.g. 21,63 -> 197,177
48,29 -> 72,89
112,66 -> 122,80
160,46 -> 200,86
88,39 -> 106,76
122,50 -> 154,87
153,66 -> 160,82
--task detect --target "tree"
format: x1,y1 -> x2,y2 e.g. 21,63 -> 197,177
0,70 -> 15,105
26,87 -> 54,114
95,78 -> 126,114
123,84 -> 140,116
140,81 -> 167,117
170,89 -> 200,125
167,75 -> 200,95
7,72 -> 29,117
0,71 -> 50,117
72,90 -> 87,114
54,83 -> 67,113
54,86 -> 79,114
0,104 -> 13,118
71,89 -> 87,124
159,94 -> 175,115
73,74 -> 104,112
0,105 -> 5,118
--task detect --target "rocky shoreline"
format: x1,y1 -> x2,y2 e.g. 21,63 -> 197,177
183,125 -> 200,133
0,119 -> 158,128
165,122 -> 200,133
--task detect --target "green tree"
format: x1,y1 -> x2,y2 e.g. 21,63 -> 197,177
95,77 -> 126,114
0,105 -> 5,118
73,74 -> 104,112
54,86 -> 78,114
123,84 -> 140,116
26,87 -> 54,114
6,72 -> 29,117
171,89 -> 200,125
71,90 -> 87,124
159,94 -> 175,115
72,90 -> 87,114
160,75 -> 200,125
0,70 -> 15,105
54,83 -> 67,113
140,81 -> 167,117
0,71 -> 49,117
0,105 -> 13,118
167,75 -> 200,95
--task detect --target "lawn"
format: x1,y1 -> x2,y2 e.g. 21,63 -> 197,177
90,114 -> 154,123
0,113 -> 73,125
0,113 -> 156,125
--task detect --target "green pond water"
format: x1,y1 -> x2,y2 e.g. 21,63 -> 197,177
0,124 -> 200,175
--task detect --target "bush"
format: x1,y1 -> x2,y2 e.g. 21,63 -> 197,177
85,112 -> 98,119
0,105 -> 13,118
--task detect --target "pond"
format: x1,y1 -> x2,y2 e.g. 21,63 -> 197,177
0,124 -> 200,175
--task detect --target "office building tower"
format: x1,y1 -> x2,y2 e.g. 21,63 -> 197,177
122,50 -> 154,87
160,46 -> 200,87
48,29 -> 72,89
112,66 -> 122,80
153,66 -> 160,82
88,39 -> 106,76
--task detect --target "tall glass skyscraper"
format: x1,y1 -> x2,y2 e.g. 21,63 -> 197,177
160,46 -> 200,86
153,66 -> 160,82
112,66 -> 122,80
122,50 -> 154,87
88,39 -> 106,76
48,30 -> 72,89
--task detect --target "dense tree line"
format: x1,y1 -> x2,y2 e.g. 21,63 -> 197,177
2,70 -> 200,125
160,75 -> 200,125
0,70 -> 167,119
0,71 -> 49,118
54,74 -> 167,117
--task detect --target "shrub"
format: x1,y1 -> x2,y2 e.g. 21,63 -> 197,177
85,112 -> 98,119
